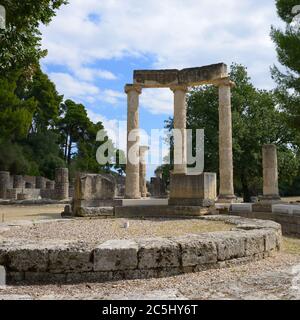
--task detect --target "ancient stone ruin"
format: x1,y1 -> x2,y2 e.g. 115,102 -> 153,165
125,63 -> 236,204
0,168 -> 71,201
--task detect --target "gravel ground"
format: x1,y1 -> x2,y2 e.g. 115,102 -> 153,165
1,253 -> 300,300
0,218 -> 231,244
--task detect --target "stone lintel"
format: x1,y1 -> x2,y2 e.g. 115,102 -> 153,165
133,63 -> 228,88
170,84 -> 189,93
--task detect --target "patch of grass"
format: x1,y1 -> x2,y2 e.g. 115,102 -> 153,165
282,237 -> 300,255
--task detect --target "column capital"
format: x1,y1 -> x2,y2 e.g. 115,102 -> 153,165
139,145 -> 150,154
170,84 -> 189,93
214,77 -> 235,88
125,84 -> 142,94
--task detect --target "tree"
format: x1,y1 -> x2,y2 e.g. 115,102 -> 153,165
164,64 -> 299,201
271,0 -> 300,132
19,66 -> 64,132
0,0 -> 68,73
59,99 -> 92,164
0,73 -> 36,141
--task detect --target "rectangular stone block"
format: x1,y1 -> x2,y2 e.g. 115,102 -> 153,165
205,232 -> 246,261
176,235 -> 217,266
133,63 -> 227,88
272,204 -> 298,214
8,244 -> 49,272
245,231 -> 265,256
230,203 -> 253,213
94,240 -> 138,271
75,173 -> 116,201
75,207 -> 114,217
264,230 -> 278,252
48,244 -> 93,273
252,203 -> 272,213
169,173 -> 216,206
137,238 -> 180,269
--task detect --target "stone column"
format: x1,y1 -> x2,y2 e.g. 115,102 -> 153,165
139,146 -> 149,197
36,176 -> 46,190
262,144 -> 280,200
0,171 -> 10,199
125,84 -> 142,199
217,78 -> 235,202
13,175 -> 24,189
171,85 -> 188,175
55,168 -> 69,200
46,181 -> 55,190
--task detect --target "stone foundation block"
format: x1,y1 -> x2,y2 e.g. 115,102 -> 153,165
94,240 -> 138,271
8,244 -> 49,272
137,238 -> 180,269
169,173 -> 216,206
176,235 -> 217,266
245,230 -> 265,256
48,243 -> 93,273
76,207 -> 114,217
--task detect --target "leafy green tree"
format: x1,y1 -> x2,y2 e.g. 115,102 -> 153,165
271,0 -> 300,131
18,66 -> 64,132
59,99 -> 93,164
0,74 -> 36,141
0,0 -> 68,73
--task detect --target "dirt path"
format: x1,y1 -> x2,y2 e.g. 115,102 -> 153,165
0,204 -> 65,222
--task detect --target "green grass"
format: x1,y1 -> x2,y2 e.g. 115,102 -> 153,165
282,237 -> 300,255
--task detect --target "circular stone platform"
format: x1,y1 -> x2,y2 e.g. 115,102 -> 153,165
0,216 -> 282,284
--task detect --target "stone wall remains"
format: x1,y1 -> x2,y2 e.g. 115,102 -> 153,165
0,215 -> 281,284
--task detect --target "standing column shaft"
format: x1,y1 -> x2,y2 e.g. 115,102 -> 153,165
55,168 -> 69,200
171,85 -> 188,175
262,144 -> 280,199
125,85 -> 142,199
218,79 -> 235,200
139,146 -> 149,198
0,171 -> 10,199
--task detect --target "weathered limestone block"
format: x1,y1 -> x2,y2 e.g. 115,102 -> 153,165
133,63 -> 228,88
176,235 -> 217,266
203,232 -> 246,261
75,207 -> 114,217
169,173 -> 216,206
137,238 -> 180,269
75,173 -> 116,201
245,230 -> 265,256
7,243 -> 49,272
94,240 -> 138,271
48,242 -> 93,273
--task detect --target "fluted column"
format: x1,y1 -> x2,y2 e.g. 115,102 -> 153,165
125,84 -> 142,199
262,144 -> 280,200
217,78 -> 235,202
171,85 -> 188,175
139,146 -> 149,197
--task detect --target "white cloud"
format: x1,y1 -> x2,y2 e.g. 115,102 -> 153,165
49,71 -> 123,106
42,0 -> 284,116
140,89 -> 173,115
49,72 -> 100,102
41,0 -> 282,86
74,67 -> 117,82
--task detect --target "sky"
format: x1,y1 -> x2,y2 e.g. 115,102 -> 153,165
40,0 -> 285,178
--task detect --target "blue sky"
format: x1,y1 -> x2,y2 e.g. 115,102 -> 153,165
40,0 -> 285,178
